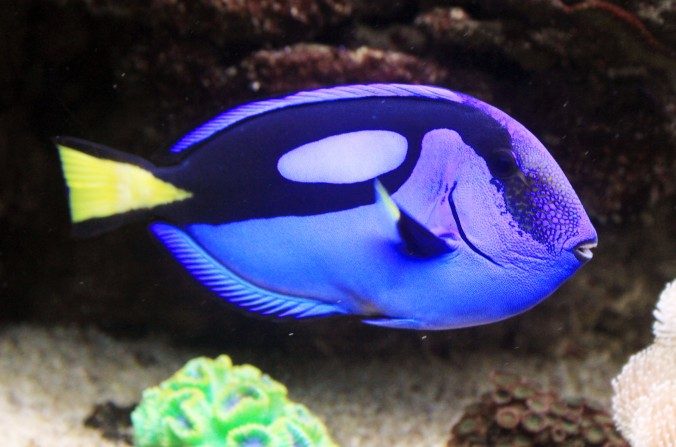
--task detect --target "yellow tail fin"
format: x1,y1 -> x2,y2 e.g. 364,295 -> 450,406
57,143 -> 192,223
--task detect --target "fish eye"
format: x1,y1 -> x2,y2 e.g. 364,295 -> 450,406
488,149 -> 519,179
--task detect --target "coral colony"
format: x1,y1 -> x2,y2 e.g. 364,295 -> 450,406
132,355 -> 337,447
612,279 -> 676,447
447,371 -> 628,446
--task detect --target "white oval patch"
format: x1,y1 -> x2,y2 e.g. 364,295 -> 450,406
277,130 -> 408,184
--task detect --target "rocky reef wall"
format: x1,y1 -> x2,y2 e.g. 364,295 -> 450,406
1,0 -> 674,356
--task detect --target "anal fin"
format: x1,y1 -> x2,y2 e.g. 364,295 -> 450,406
150,223 -> 346,319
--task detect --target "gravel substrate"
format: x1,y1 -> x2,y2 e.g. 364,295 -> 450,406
0,324 -> 624,446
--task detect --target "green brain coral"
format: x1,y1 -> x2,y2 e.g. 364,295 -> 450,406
132,355 -> 338,447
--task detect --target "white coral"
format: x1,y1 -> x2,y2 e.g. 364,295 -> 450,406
629,380 -> 676,447
653,279 -> 676,346
611,344 -> 676,437
612,279 -> 676,447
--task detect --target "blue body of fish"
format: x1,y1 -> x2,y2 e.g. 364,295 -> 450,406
56,84 -> 597,330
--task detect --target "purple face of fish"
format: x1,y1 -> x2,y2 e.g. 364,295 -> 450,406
56,84 -> 597,330
450,94 -> 597,266
377,90 -> 597,328
386,93 -> 598,327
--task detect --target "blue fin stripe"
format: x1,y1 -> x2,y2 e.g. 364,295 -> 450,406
150,223 -> 346,319
169,83 -> 463,153
362,318 -> 427,330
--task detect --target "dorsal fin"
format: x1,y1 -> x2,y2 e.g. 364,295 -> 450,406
169,84 -> 463,154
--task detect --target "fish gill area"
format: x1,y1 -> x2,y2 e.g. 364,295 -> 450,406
0,1 -> 674,446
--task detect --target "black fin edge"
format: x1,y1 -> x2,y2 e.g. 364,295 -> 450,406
53,136 -> 154,170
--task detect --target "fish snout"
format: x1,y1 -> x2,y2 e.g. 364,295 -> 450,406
563,217 -> 598,264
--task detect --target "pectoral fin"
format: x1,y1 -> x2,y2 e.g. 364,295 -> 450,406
374,180 -> 458,258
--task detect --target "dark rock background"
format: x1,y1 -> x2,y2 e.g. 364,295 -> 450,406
1,0 -> 674,358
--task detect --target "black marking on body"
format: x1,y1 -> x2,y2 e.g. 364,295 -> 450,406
154,96 -> 512,226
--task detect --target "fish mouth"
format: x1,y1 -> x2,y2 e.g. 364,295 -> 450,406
572,239 -> 597,263
448,183 -> 501,266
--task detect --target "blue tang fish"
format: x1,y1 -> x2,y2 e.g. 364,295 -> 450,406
56,84 -> 597,330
